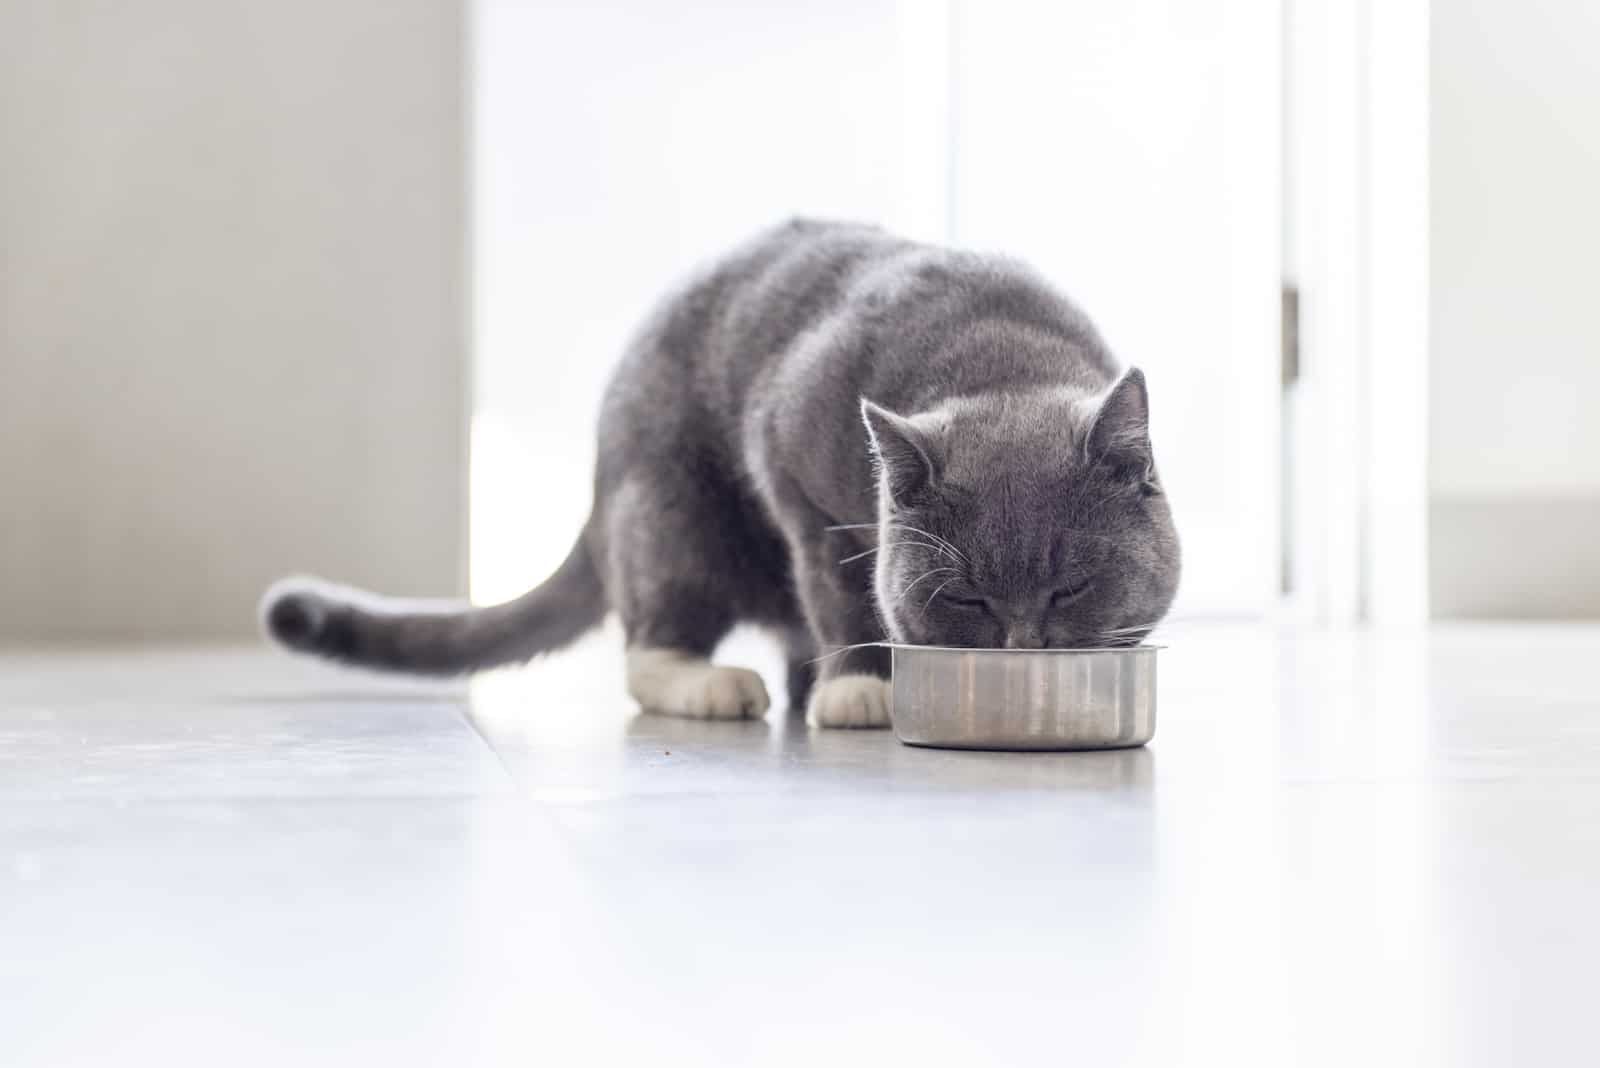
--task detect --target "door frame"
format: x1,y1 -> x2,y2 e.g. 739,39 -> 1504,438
1283,0 -> 1431,624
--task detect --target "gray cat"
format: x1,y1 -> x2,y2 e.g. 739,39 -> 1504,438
262,220 -> 1180,728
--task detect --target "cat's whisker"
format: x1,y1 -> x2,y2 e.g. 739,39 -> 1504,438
804,641 -> 884,667
827,521 -> 966,567
1077,619 -> 1174,646
1099,622 -> 1167,636
891,523 -> 968,564
838,540 -> 955,567
1100,635 -> 1145,648
920,578 -> 957,615
1094,616 -> 1169,631
1087,617 -> 1208,642
1086,631 -> 1155,643
889,540 -> 962,566
896,566 -> 962,603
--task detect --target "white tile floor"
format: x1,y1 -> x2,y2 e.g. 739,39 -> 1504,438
4,624 -> 1599,1067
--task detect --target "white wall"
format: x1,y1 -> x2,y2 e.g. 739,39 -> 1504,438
1431,0 -> 1600,497
1430,0 -> 1600,616
0,1 -> 466,640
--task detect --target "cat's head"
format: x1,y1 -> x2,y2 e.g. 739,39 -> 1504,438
862,368 -> 1179,649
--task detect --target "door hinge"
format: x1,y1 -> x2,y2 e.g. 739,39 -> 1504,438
1282,282 -> 1301,388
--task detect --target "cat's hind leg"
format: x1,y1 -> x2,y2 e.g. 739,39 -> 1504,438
604,478 -> 772,721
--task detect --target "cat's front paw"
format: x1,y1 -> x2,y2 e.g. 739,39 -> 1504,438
627,649 -> 771,720
807,674 -> 892,729
666,665 -> 770,720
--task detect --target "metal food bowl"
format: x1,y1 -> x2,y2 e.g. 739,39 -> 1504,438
888,644 -> 1159,751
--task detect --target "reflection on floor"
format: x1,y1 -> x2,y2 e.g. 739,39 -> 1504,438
4,624 -> 1599,1067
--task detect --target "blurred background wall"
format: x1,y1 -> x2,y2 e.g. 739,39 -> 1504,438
0,0 -> 466,641
1430,0 -> 1600,618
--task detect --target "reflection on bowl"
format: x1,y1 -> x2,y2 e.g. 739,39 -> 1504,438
888,644 -> 1159,752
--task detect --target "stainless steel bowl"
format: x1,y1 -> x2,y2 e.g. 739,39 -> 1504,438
889,644 -> 1159,751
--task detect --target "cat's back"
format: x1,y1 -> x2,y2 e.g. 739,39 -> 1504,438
632,217 -> 1080,367
732,219 -> 1101,353
611,219 -> 894,372
608,220 -> 914,416
602,219 -> 1108,445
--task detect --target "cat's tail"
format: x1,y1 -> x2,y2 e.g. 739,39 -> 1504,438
258,534 -> 605,676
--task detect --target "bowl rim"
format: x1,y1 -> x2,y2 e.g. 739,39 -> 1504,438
883,642 -> 1164,655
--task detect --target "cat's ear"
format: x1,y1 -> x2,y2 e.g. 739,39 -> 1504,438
861,399 -> 942,504
1087,367 -> 1158,491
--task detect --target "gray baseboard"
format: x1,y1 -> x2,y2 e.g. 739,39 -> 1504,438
1431,496 -> 1600,619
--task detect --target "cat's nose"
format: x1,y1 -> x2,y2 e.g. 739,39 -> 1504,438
1004,628 -> 1045,650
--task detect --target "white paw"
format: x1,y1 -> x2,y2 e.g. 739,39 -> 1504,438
627,649 -> 770,720
807,674 -> 892,729
675,665 -> 769,720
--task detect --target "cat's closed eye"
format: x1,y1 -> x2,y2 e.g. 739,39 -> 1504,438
1051,581 -> 1092,606
944,594 -> 989,611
